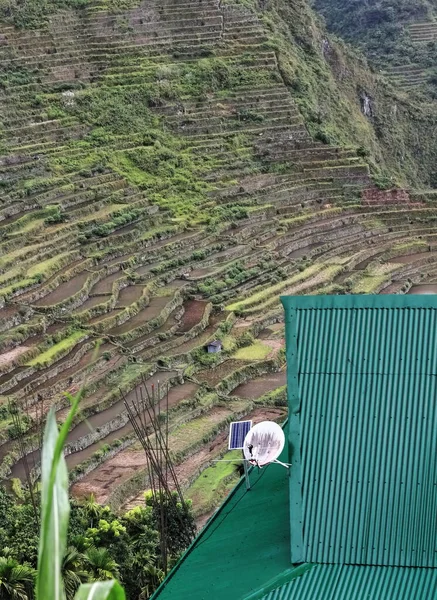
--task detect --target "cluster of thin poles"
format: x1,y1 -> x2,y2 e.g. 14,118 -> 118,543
8,394 -> 45,525
124,376 -> 193,575
8,368 -> 194,569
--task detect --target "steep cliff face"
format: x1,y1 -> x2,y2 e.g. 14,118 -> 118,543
312,0 -> 437,64
253,0 -> 437,187
310,0 -> 437,179
312,0 -> 435,59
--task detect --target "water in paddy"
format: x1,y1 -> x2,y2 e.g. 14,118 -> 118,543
91,271 -> 123,294
135,262 -> 158,276
108,296 -> 171,335
8,371 -> 179,481
391,251 -> 435,264
231,370 -> 286,399
34,272 -> 89,306
354,253 -> 383,270
115,285 -> 144,307
126,310 -> 181,350
288,243 -> 323,259
65,379 -> 197,470
407,284 -> 437,294
72,295 -> 108,314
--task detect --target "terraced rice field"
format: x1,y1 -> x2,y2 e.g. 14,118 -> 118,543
231,370 -> 287,399
0,0 -> 436,517
384,21 -> 437,89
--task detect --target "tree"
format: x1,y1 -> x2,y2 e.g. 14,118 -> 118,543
84,547 -> 119,581
81,494 -> 102,529
122,506 -> 158,560
145,491 -> 196,556
0,557 -> 36,600
0,477 -> 194,599
61,548 -> 89,600
139,565 -> 165,600
3,504 -> 39,568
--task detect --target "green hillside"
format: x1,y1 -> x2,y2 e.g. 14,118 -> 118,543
313,0 -> 437,96
312,0 -> 434,57
1,0 -> 437,553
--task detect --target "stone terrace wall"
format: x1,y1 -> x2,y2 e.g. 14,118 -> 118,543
361,188 -> 412,206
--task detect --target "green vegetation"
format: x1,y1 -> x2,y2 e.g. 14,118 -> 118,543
313,0 -> 434,65
0,390 -> 195,600
226,265 -> 324,312
0,0 -> 142,28
151,244 -> 226,275
2,0 -> 437,590
26,252 -> 76,279
197,260 -> 287,304
26,331 -> 87,367
186,450 -> 242,517
351,275 -> 388,294
0,0 -> 87,28
106,362 -> 152,390
392,239 -> 429,252
248,0 -> 437,187
255,386 -> 287,407
233,341 -> 271,361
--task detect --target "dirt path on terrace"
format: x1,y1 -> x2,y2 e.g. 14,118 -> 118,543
0,346 -> 31,368
262,338 -> 284,359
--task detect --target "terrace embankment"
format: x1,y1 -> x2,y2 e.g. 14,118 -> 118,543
0,0 -> 436,516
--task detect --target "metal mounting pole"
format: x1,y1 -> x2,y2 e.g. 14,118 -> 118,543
243,459 -> 251,491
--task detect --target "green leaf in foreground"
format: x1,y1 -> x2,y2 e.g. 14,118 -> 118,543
75,580 -> 126,600
36,392 -> 83,600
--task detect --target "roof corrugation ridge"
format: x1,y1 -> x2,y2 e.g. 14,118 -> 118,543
281,295 -> 437,567
260,564 -> 437,600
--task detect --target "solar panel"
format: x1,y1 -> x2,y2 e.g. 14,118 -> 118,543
228,420 -> 252,450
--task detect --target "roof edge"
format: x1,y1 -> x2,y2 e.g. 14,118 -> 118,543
280,294 -> 437,311
150,470 -> 249,599
241,564 -> 314,600
151,419 -> 289,599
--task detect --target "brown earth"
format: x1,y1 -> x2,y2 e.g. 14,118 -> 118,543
33,271 -> 90,306
108,296 -> 171,335
70,381 -> 199,502
115,285 -> 145,307
196,359 -> 250,387
179,300 -> 208,333
0,346 -> 31,368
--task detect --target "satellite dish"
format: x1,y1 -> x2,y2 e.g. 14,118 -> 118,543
243,421 -> 285,467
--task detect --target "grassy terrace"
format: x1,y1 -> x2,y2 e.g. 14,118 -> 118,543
0,0 -> 434,520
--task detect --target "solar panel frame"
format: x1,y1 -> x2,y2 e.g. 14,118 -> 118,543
228,420 -> 252,450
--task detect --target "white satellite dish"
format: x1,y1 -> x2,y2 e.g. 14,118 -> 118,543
243,421 -> 285,467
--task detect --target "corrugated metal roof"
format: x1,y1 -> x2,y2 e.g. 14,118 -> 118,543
152,441 -> 292,600
281,295 -> 437,567
261,564 -> 437,600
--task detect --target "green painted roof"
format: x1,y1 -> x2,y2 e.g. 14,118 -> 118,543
153,295 -> 437,599
152,445 -> 292,600
261,565 -> 437,599
281,295 -> 437,567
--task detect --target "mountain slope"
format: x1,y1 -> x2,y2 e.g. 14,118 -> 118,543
1,0 -> 437,512
313,0 -> 437,95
